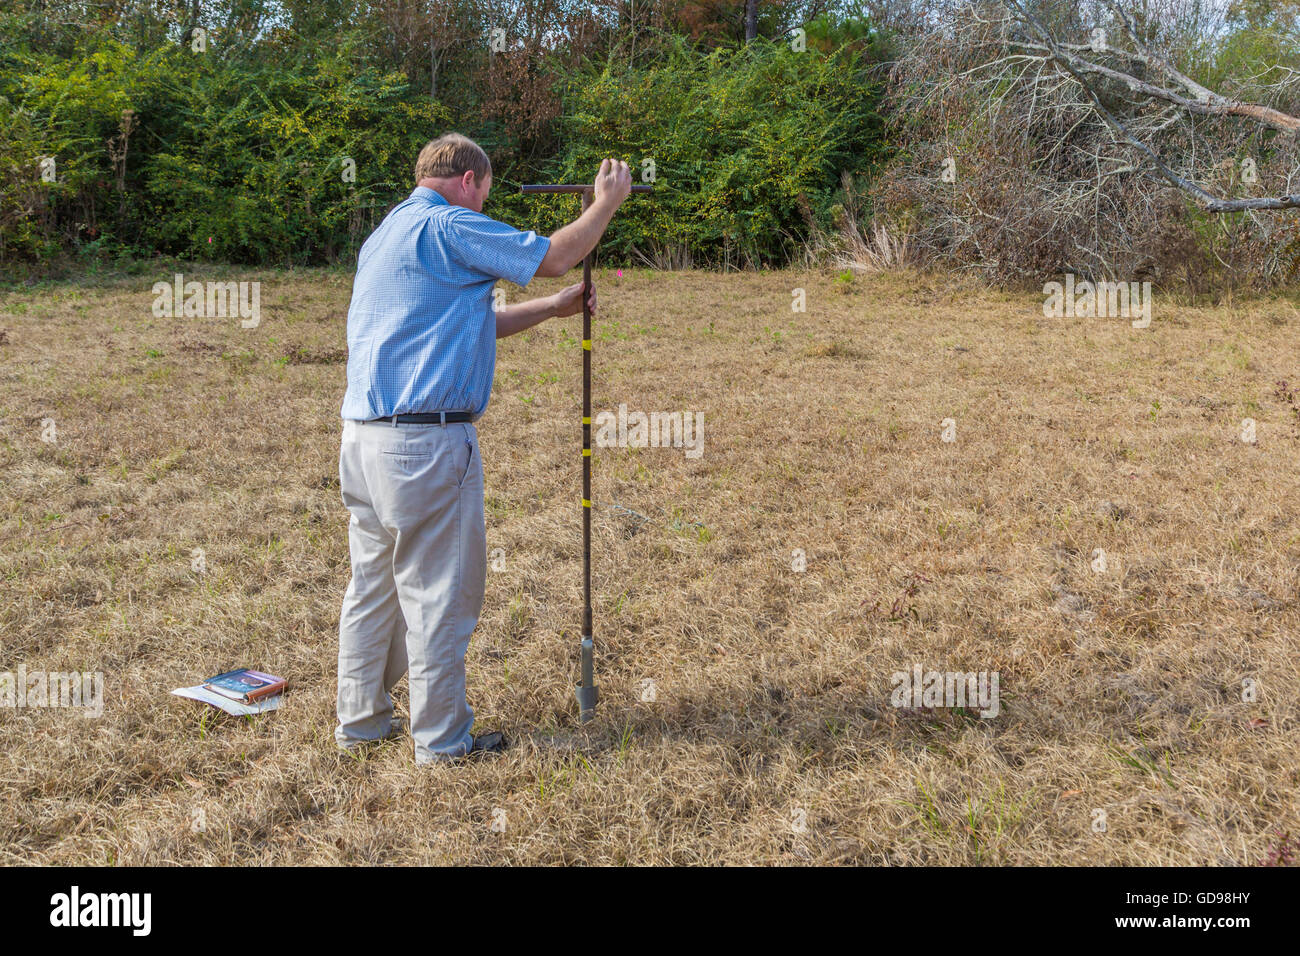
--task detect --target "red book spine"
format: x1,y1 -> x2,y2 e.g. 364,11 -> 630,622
243,680 -> 286,702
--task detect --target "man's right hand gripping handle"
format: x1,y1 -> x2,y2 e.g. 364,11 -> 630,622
535,159 -> 633,277
593,158 -> 632,209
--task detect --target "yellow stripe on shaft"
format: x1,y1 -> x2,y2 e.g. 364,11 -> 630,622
582,339 -> 592,350
582,416 -> 591,425
582,498 -> 592,508
582,448 -> 591,456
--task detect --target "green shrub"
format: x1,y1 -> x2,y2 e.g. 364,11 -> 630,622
1,24 -> 887,270
0,31 -> 448,267
502,34 -> 888,268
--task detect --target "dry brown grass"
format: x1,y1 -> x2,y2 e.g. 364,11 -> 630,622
1,267 -> 1298,865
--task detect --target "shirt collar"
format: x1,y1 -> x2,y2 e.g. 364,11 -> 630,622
411,185 -> 448,205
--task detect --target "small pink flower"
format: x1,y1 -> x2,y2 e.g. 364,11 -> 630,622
208,236 -> 213,243
616,269 -> 624,278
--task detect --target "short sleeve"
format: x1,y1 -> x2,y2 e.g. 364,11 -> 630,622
445,209 -> 550,287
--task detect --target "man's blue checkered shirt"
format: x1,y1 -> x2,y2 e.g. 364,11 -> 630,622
341,186 -> 550,420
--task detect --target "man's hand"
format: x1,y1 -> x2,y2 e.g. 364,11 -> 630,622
551,280 -> 596,318
495,282 -> 596,338
535,159 -> 632,278
593,158 -> 632,209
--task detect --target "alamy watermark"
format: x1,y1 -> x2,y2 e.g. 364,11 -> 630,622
152,274 -> 261,328
0,666 -> 104,717
49,886 -> 150,935
890,664 -> 1000,718
594,404 -> 703,459
1043,274 -> 1152,328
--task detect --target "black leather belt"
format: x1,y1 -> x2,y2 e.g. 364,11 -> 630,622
370,412 -> 473,425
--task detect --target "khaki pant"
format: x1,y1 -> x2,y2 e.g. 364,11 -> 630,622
335,418 -> 486,763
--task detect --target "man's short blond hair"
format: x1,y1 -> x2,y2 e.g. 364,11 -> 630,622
415,133 -> 492,183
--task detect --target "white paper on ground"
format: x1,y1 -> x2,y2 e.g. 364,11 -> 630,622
171,685 -> 283,716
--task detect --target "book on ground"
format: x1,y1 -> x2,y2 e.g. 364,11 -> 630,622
203,668 -> 286,703
171,667 -> 287,716
171,684 -> 283,716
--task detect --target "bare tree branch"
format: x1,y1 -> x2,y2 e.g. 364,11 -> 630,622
1001,0 -> 1300,212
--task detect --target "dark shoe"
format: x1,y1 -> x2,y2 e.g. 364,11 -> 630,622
468,730 -> 508,758
416,731 -> 509,766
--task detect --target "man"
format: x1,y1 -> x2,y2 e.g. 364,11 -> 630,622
335,133 -> 633,763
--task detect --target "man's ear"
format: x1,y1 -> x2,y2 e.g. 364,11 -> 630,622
462,169 -> 478,194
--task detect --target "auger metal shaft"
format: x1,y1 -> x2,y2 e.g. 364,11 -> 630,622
519,181 -> 652,723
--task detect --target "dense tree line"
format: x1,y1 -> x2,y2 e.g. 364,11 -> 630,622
0,0 -> 888,270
